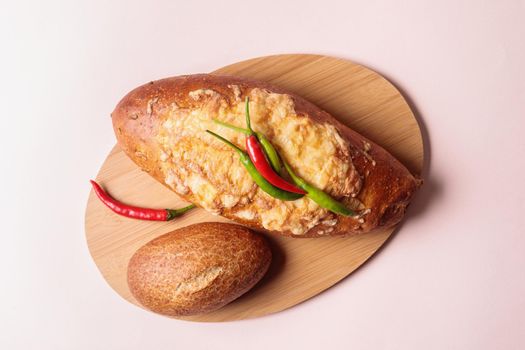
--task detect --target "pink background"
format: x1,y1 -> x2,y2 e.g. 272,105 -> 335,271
1,1 -> 524,349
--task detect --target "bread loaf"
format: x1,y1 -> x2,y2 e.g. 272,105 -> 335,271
112,74 -> 421,237
127,222 -> 271,317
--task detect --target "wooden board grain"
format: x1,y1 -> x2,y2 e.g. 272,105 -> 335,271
85,54 -> 423,322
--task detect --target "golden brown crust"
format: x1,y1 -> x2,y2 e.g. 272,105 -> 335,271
127,222 -> 271,317
112,74 -> 421,237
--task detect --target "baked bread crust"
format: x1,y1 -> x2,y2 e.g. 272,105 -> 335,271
112,74 -> 421,237
127,222 -> 271,316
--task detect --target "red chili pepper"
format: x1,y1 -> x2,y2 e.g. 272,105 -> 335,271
90,180 -> 195,221
245,136 -> 306,194
243,98 -> 305,195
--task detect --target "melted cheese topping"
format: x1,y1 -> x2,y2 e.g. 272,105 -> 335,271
156,87 -> 360,235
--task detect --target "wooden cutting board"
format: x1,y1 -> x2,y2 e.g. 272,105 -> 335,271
85,54 -> 423,322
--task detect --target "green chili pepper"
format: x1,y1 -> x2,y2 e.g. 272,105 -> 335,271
255,133 -> 283,174
206,130 -> 303,201
283,161 -> 355,216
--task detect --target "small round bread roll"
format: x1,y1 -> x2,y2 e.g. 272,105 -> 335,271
127,222 -> 272,317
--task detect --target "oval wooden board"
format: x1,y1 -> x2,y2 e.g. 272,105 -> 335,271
85,54 -> 423,322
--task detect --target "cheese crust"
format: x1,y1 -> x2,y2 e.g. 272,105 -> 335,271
112,74 -> 421,237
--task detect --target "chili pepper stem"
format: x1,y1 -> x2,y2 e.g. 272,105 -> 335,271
245,97 -> 253,133
206,130 -> 243,152
166,204 -> 196,220
212,119 -> 251,135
